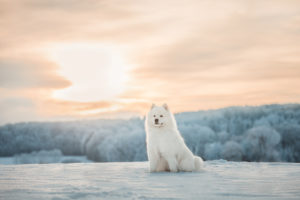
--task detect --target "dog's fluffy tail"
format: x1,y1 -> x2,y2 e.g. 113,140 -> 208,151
194,156 -> 204,171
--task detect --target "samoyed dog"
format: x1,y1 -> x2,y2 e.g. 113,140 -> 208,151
145,103 -> 203,172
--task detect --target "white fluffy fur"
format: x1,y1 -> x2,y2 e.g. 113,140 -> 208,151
145,104 -> 203,172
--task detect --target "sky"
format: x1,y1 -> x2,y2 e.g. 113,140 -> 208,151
0,0 -> 300,124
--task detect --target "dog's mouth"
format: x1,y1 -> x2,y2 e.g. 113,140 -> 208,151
154,122 -> 164,127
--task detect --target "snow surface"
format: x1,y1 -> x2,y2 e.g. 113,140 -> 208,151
0,155 -> 93,165
1,161 -> 299,200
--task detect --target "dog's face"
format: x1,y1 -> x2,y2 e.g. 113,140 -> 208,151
147,104 -> 170,128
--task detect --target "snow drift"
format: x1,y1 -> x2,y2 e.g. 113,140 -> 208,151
0,161 -> 299,200
0,104 -> 299,162
11,149 -> 92,164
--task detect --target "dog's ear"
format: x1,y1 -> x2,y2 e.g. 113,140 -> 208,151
162,103 -> 169,111
151,103 -> 156,109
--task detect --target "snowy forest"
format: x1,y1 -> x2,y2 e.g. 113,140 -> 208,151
0,104 -> 299,163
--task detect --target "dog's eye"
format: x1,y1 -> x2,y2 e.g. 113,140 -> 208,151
153,115 -> 156,117
160,115 -> 163,117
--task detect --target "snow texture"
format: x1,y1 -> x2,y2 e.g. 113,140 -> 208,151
0,104 -> 300,162
0,150 -> 92,165
0,161 -> 299,200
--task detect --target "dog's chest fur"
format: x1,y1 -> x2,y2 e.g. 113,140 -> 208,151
148,129 -> 183,156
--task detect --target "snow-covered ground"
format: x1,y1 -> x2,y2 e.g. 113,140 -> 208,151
0,161 -> 299,200
0,155 -> 93,165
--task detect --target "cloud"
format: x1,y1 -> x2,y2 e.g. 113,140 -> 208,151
0,0 -> 154,51
0,0 -> 300,123
38,98 -> 149,119
120,0 -> 300,111
0,58 -> 71,89
0,96 -> 38,124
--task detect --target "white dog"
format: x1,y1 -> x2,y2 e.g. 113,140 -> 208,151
145,103 -> 203,172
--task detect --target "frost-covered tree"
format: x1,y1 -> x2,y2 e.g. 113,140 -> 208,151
243,126 -> 281,161
0,104 -> 299,162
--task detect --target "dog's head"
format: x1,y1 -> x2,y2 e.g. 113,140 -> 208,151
146,103 -> 175,128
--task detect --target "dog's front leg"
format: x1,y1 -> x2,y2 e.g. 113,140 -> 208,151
166,156 -> 178,172
148,151 -> 159,172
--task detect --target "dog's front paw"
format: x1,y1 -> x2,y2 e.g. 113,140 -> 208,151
169,166 -> 178,173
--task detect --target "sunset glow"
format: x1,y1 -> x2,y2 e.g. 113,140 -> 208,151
1,0 -> 300,124
48,43 -> 130,102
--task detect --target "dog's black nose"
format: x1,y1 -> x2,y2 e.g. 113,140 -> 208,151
155,118 -> 159,124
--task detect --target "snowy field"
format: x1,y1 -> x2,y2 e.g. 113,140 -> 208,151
0,155 -> 93,165
1,161 -> 299,200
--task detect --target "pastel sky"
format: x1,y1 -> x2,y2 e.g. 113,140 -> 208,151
1,0 -> 300,124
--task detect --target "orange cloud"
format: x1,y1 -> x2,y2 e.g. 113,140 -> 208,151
0,57 -> 71,89
0,0 -> 300,124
